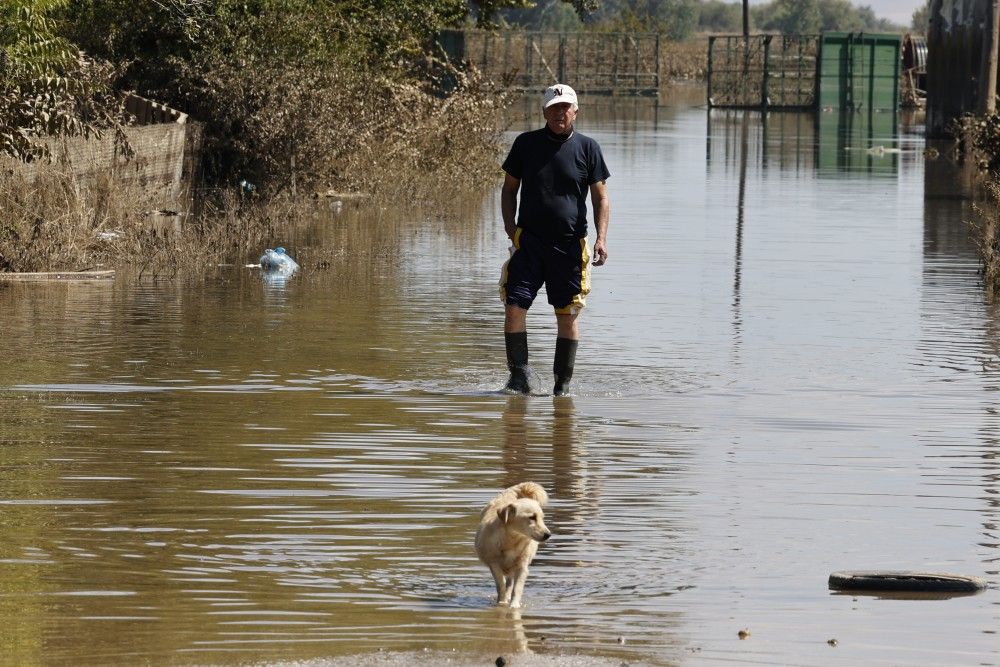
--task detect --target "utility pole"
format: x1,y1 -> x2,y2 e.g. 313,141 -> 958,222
742,0 -> 750,82
981,0 -> 1000,113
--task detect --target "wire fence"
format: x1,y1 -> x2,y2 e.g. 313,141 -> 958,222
708,35 -> 820,109
440,30 -> 661,96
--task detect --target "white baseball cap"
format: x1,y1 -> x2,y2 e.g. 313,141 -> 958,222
543,84 -> 578,109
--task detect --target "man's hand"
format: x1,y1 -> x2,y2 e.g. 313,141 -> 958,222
593,238 -> 608,266
589,180 -> 609,266
501,173 -> 521,242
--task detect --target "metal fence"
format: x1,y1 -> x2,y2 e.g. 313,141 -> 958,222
439,30 -> 661,96
707,35 -> 820,109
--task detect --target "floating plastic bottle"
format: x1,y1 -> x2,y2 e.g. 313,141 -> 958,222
259,247 -> 300,275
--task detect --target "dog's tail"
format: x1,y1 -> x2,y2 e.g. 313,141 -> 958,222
508,481 -> 548,506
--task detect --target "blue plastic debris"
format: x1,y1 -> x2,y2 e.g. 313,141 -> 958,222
259,247 -> 300,275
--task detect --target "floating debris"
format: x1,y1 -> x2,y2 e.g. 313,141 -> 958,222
258,247 -> 300,275
828,570 -> 987,593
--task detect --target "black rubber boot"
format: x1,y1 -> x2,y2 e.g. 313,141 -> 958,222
553,337 -> 578,396
504,332 -> 531,394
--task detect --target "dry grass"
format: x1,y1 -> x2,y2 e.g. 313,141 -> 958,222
952,114 -> 1000,299
973,182 -> 1000,301
1,68 -> 510,274
0,158 -> 499,276
0,162 -> 330,273
661,39 -> 708,82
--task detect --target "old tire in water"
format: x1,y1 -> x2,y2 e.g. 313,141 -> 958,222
829,570 -> 987,593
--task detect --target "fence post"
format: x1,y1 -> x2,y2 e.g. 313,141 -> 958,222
527,35 -> 534,89
707,36 -> 715,106
655,32 -> 661,94
762,35 -> 772,108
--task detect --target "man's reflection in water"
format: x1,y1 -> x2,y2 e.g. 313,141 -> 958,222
501,394 -> 596,552
490,397 -> 601,655
502,395 -> 585,498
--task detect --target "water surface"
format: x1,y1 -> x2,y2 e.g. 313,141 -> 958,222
1,87 -> 998,666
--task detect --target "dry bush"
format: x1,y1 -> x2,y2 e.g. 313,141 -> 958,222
0,162 -> 159,272
973,182 -> 1000,300
0,161 -> 294,273
350,69 -> 512,202
182,55 -> 509,202
950,113 -> 1000,298
661,39 -> 708,81
950,113 -> 1000,171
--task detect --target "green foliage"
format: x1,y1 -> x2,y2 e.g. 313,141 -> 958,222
698,0 -> 742,33
481,0 -> 597,27
911,1 -> 929,33
51,0 -> 502,189
474,0 -> 535,27
62,1 -> 469,87
502,0 -> 584,30
588,0 -> 700,40
750,0 -> 902,34
1,0 -> 129,161
754,0 -> 821,34
818,0 -> 866,31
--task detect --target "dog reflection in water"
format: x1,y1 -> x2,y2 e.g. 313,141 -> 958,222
475,482 -> 551,608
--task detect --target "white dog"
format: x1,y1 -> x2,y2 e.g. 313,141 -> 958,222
475,482 -> 551,608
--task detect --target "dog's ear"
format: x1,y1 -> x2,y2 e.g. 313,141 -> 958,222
499,504 -> 515,524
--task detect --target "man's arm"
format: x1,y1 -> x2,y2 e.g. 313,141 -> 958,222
501,173 -> 520,241
590,180 -> 610,266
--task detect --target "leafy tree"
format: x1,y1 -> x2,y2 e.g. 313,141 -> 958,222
652,0 -> 699,39
753,0 -> 900,34
588,0 -> 699,39
699,0 -> 742,33
911,1 -> 929,32
1,0 -> 128,160
819,0 -> 866,31
474,0 -> 598,27
503,0 -> 584,30
759,0 -> 821,34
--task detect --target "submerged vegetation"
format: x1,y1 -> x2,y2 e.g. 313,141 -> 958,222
953,114 -> 1000,299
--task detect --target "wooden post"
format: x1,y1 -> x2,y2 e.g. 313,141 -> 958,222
707,36 -> 715,106
655,32 -> 661,93
527,35 -> 534,89
762,35 -> 772,108
980,0 -> 1000,114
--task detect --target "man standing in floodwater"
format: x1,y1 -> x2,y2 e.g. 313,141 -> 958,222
499,83 -> 611,396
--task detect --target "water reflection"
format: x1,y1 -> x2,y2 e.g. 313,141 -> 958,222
707,107 -> 924,178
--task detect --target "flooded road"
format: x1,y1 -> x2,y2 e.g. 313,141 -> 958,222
1,87 -> 998,666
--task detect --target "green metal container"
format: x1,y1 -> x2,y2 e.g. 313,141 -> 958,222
818,32 -> 901,113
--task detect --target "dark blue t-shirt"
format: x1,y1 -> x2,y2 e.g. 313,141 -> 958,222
502,127 -> 610,241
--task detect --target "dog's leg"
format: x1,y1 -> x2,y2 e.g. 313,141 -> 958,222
490,565 -> 510,605
508,566 -> 529,608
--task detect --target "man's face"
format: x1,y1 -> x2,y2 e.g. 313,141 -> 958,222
544,102 -> 577,135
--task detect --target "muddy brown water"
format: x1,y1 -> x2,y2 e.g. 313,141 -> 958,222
1,87 -> 998,666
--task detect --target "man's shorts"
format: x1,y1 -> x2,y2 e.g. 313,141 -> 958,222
499,228 -> 591,314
